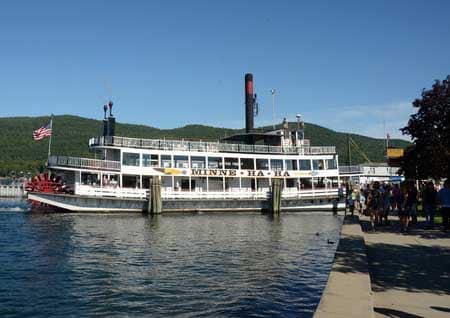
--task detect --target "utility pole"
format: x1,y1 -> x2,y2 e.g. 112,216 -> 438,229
346,133 -> 352,166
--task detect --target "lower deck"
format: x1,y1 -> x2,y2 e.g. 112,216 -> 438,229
29,192 -> 345,213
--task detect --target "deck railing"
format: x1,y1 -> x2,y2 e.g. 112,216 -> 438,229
89,136 -> 336,155
338,165 -> 363,174
74,184 -> 339,200
48,156 -> 121,171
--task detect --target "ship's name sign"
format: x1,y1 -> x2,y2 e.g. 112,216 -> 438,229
192,169 -> 294,178
152,167 -> 314,177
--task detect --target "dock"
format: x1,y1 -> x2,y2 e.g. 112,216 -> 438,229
314,215 -> 450,318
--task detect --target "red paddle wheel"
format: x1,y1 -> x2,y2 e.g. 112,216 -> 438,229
26,173 -> 69,210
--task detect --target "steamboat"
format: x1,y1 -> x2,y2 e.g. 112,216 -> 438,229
27,74 -> 344,212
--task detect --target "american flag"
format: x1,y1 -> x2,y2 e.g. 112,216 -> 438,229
33,119 -> 52,141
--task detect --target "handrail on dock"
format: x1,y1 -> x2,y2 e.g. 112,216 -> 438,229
89,136 -> 336,155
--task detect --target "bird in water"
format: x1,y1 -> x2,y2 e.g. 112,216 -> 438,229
327,239 -> 335,245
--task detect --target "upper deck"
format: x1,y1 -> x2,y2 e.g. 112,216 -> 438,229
89,136 -> 336,156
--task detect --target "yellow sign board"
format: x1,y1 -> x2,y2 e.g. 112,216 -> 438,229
387,148 -> 404,158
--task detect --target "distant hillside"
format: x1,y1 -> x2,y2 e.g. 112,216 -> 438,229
0,115 -> 410,175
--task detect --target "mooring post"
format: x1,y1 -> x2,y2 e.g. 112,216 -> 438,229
147,177 -> 162,214
153,177 -> 162,214
270,178 -> 282,214
146,180 -> 152,214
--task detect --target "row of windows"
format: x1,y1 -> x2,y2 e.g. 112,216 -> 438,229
122,152 -> 337,171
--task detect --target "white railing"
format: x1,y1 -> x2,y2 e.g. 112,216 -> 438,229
74,184 -> 339,200
281,188 -> 339,198
89,136 -> 336,155
162,190 -> 269,200
49,156 -> 121,171
75,184 -> 147,199
338,165 -> 363,174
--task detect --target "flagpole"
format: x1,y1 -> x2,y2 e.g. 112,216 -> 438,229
47,115 -> 53,163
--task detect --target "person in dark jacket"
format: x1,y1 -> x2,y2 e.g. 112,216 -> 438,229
405,181 -> 418,226
367,182 -> 382,231
422,181 -> 437,228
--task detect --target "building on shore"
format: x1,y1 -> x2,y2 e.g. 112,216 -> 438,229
339,163 -> 404,185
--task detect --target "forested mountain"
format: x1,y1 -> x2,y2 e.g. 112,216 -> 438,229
0,115 -> 410,176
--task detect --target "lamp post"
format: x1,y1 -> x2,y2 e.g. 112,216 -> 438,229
270,89 -> 275,129
296,114 -> 303,139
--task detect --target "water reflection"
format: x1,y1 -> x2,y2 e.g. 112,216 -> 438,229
0,207 -> 342,318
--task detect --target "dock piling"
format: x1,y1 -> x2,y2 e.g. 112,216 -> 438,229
270,178 -> 282,214
147,177 -> 162,214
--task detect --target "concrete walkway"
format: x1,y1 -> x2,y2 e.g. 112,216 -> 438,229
360,216 -> 450,318
314,215 -> 374,318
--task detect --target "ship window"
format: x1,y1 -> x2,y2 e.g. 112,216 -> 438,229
257,178 -> 270,190
151,155 -> 159,166
208,157 -> 223,169
326,159 -> 337,170
81,172 -> 99,186
142,154 -> 159,167
174,156 -> 189,168
123,175 -> 140,188
270,159 -> 283,171
208,177 -> 223,191
180,179 -> 190,191
224,157 -> 238,169
299,160 -> 311,170
313,177 -> 325,188
329,176 -> 339,188
102,174 -> 119,187
142,154 -> 151,167
313,159 -> 324,170
191,156 -> 206,169
300,178 -> 312,189
240,158 -> 254,170
122,152 -> 140,166
256,159 -> 269,170
161,155 -> 172,168
286,178 -> 296,188
285,159 -> 298,170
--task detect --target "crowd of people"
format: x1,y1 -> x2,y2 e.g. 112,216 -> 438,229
342,178 -> 450,233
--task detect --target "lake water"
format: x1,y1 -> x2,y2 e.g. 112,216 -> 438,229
0,199 -> 342,317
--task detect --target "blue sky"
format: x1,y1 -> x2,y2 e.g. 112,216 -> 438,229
1,0 -> 449,139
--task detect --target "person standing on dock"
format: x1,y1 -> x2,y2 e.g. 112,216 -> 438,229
405,181 -> 419,226
422,181 -> 437,228
359,189 -> 366,215
438,179 -> 450,232
367,182 -> 382,231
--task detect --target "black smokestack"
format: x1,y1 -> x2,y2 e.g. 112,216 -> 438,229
245,73 -> 254,133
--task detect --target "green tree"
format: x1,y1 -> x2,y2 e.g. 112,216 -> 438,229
400,76 -> 450,179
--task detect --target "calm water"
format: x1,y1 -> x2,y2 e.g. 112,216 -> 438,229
0,199 -> 342,318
